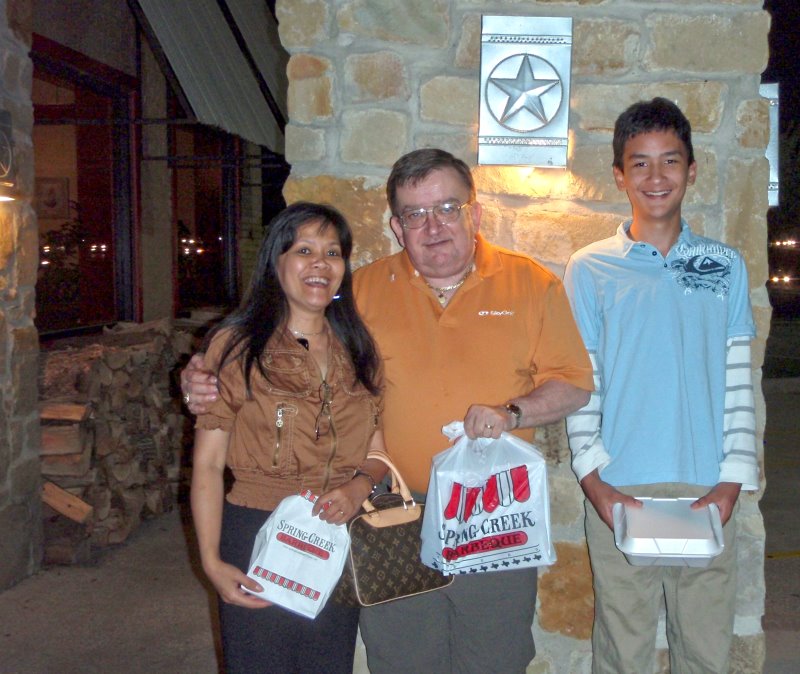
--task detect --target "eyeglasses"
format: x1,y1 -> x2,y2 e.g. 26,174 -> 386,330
315,381 -> 333,441
397,200 -> 472,229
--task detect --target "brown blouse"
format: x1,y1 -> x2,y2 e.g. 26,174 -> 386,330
196,327 -> 383,511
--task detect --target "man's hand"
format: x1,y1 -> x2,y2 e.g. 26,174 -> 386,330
463,404 -> 512,439
580,469 -> 641,530
181,353 -> 217,415
463,381 -> 591,440
691,482 -> 741,525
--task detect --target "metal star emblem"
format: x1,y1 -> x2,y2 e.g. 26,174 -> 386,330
491,54 -> 558,124
485,53 -> 563,133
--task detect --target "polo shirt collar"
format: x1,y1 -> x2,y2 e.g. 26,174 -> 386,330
474,233 -> 502,278
616,218 -> 694,256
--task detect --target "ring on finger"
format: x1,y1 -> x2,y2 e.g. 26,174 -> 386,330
484,423 -> 493,430
183,393 -> 191,405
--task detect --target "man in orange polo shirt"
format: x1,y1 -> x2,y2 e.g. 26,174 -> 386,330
183,149 -> 593,673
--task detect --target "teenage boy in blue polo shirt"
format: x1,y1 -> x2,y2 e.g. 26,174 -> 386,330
563,97 -> 759,673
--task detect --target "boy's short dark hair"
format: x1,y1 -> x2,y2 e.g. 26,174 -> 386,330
612,97 -> 695,170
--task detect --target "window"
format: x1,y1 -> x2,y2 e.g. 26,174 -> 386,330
32,40 -> 135,334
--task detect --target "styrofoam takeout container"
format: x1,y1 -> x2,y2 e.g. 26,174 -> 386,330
612,497 -> 724,568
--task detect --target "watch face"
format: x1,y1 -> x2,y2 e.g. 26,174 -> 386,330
505,404 -> 522,429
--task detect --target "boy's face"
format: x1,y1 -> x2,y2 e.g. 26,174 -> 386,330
613,129 -> 697,227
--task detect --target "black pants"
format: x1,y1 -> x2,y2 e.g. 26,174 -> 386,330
218,501 -> 360,674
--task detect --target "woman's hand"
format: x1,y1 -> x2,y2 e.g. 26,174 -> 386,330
313,478 -> 372,525
192,428 -> 268,609
312,438 -> 389,524
202,556 -> 271,609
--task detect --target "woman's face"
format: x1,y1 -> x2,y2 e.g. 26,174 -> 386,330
276,219 -> 345,319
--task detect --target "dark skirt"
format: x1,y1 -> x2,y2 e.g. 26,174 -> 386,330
217,500 -> 360,674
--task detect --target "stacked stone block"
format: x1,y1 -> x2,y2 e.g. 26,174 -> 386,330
0,0 -> 39,590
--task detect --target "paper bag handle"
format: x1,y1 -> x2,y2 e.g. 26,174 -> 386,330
360,449 -> 415,513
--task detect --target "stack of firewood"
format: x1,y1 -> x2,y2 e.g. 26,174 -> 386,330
38,318 -> 196,563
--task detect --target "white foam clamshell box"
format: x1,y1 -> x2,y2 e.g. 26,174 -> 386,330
612,497 -> 724,568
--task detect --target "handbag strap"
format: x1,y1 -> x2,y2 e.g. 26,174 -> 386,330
361,449 -> 415,513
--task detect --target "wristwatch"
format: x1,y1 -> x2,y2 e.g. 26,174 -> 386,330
504,403 -> 522,430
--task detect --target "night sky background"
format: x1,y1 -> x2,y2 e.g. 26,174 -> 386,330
763,0 -> 800,235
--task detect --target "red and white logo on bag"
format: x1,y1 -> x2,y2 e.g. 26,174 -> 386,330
443,465 -> 531,523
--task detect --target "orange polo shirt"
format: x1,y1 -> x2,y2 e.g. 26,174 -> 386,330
353,233 -> 593,493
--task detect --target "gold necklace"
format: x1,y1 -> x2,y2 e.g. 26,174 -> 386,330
426,265 -> 474,306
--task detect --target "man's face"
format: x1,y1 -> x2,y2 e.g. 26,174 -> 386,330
613,129 -> 696,227
389,167 -> 481,284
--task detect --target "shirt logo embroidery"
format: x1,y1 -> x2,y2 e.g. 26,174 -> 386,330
478,310 -> 516,317
670,243 -> 734,298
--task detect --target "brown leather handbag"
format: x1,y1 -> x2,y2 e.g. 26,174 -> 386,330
334,450 -> 453,607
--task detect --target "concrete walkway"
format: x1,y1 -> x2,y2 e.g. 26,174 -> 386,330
761,377 -> 800,674
1,378 -> 798,673
0,509 -> 219,673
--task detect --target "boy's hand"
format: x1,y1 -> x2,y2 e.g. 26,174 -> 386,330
691,482 -> 741,525
580,469 -> 642,530
181,353 -> 218,415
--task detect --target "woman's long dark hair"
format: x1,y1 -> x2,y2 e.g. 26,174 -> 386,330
206,201 -> 381,396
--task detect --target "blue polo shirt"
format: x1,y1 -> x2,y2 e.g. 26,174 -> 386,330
563,221 -> 755,487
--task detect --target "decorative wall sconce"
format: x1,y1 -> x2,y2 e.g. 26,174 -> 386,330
478,16 -> 573,167
0,109 -> 17,201
759,83 -> 779,207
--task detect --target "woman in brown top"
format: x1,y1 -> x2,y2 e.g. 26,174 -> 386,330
191,202 -> 387,674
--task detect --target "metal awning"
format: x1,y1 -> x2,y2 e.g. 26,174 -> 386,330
134,0 -> 287,152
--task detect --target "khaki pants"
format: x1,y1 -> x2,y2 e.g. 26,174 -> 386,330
585,483 -> 738,674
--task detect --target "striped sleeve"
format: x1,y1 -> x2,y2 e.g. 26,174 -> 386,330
566,351 -> 611,482
718,337 -> 759,490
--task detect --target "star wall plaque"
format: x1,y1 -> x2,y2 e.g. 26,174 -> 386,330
479,16 -> 572,167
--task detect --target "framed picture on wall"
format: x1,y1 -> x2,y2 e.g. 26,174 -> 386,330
35,177 -> 70,219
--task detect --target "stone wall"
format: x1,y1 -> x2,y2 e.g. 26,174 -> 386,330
0,0 -> 40,590
276,1 -> 770,672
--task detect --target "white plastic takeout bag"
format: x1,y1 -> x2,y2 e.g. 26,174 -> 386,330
245,489 -> 350,618
421,421 -> 556,575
